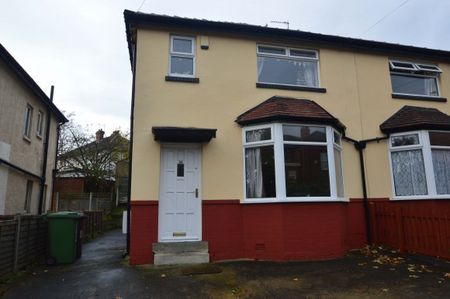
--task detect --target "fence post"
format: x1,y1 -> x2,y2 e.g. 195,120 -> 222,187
89,192 -> 93,211
13,214 -> 21,272
55,192 -> 59,211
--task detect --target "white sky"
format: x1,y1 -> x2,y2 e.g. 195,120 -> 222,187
1,0 -> 449,135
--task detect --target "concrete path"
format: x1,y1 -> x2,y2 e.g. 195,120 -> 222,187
3,230 -> 450,298
3,229 -> 148,299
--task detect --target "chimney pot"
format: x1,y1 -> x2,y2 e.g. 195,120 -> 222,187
96,129 -> 105,142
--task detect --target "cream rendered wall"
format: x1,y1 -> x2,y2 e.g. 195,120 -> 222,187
0,59 -> 60,214
131,28 -> 449,202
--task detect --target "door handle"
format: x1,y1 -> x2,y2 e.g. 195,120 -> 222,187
195,188 -> 199,198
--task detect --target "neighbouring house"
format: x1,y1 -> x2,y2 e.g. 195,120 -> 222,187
55,129 -> 129,196
123,10 -> 450,265
0,43 -> 67,215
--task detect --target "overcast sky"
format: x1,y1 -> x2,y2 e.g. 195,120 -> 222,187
1,0 -> 449,136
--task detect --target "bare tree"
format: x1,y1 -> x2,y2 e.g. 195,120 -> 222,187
57,114 -> 129,192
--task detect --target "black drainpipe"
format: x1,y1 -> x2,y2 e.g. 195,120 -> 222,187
126,43 -> 137,255
50,122 -> 62,210
343,135 -> 388,245
38,86 -> 54,215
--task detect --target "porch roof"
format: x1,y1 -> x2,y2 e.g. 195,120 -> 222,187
152,127 -> 217,143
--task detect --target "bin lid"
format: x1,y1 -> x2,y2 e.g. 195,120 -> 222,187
46,211 -> 84,219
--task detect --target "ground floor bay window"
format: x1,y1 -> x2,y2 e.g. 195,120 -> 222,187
243,123 -> 344,202
389,130 -> 450,199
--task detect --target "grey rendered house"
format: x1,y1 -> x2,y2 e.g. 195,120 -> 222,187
0,43 -> 67,215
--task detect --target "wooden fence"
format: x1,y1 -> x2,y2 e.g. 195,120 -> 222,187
82,211 -> 103,240
0,215 -> 47,276
55,192 -> 114,215
370,201 -> 450,260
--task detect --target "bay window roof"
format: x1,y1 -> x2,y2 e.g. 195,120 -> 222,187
380,106 -> 450,134
235,96 -> 346,132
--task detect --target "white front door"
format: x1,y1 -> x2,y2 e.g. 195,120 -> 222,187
159,145 -> 201,242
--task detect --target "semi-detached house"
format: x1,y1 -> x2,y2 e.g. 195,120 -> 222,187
123,10 -> 450,265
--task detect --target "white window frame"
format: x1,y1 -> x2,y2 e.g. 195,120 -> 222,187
169,35 -> 196,78
389,60 -> 442,98
256,44 -> 320,88
36,110 -> 44,138
388,130 -> 450,200
23,104 -> 33,140
242,123 -> 345,203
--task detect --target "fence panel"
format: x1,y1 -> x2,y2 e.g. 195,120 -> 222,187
56,192 -> 114,215
0,215 -> 47,277
370,201 -> 450,260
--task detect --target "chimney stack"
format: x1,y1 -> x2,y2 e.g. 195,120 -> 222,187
96,129 -> 105,142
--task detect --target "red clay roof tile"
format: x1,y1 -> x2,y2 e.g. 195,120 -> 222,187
236,96 -> 345,131
380,106 -> 450,133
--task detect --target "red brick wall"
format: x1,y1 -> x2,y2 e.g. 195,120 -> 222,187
54,178 -> 85,193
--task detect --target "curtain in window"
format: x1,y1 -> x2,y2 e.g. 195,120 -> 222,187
295,61 -> 317,87
432,149 -> 450,194
424,77 -> 438,96
391,150 -> 427,196
245,147 -> 263,198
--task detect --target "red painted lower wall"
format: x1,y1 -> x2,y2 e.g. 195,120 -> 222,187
130,199 -> 371,264
129,201 -> 158,265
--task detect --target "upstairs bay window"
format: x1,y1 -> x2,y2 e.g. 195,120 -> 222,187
257,45 -> 319,88
389,131 -> 450,199
243,124 -> 344,202
389,60 -> 442,98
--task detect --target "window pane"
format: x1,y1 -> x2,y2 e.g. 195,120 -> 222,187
429,132 -> 450,146
170,56 -> 193,75
258,46 -> 286,55
432,149 -> 450,195
391,74 -> 439,96
283,125 -> 326,142
290,49 -> 317,58
391,61 -> 416,70
391,134 -> 419,147
258,56 -> 318,87
245,146 -> 276,198
246,128 -> 271,143
334,147 -> 344,197
284,144 -> 330,197
333,131 -> 341,145
172,38 -> 192,53
391,150 -> 427,196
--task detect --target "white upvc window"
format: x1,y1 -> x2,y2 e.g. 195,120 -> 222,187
23,104 -> 33,139
169,35 -> 195,77
389,130 -> 450,199
389,60 -> 442,97
36,110 -> 44,138
257,44 -> 319,88
242,123 -> 345,203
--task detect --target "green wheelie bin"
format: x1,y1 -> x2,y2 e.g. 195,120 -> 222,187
46,212 -> 85,265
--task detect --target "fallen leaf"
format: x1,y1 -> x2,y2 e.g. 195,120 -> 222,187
293,278 -> 299,281
382,288 -> 389,292
372,266 -> 379,269
409,275 -> 419,279
161,274 -> 166,278
444,273 -> 450,279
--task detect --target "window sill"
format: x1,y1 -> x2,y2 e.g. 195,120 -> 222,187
36,134 -> 42,140
165,76 -> 199,83
242,197 -> 348,204
392,93 -> 447,102
391,195 -> 450,201
23,135 -> 31,143
256,83 -> 326,93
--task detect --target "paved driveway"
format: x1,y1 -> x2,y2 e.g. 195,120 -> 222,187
3,229 -> 450,298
